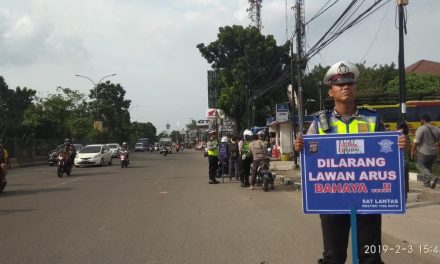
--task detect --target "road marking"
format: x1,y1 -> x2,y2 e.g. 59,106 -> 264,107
52,179 -> 81,187
159,191 -> 168,194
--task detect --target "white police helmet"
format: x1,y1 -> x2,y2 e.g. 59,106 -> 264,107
323,61 -> 359,85
243,129 -> 253,137
221,136 -> 229,143
257,130 -> 265,136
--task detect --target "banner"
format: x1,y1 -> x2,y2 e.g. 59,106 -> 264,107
301,132 -> 405,214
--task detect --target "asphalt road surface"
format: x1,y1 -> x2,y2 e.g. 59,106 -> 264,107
0,150 -> 438,264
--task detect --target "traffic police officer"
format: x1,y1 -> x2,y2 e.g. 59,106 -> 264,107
294,61 -> 408,264
207,131 -> 220,184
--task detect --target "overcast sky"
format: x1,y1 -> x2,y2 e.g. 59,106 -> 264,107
1,0 -> 438,132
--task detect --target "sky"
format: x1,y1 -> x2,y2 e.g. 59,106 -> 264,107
1,0 -> 439,133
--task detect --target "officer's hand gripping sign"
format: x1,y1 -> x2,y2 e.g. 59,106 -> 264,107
301,132 -> 405,214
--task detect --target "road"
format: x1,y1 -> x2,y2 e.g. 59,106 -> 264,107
0,150 -> 438,264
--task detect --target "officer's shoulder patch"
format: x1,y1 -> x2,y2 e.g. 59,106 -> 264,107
358,106 -> 376,113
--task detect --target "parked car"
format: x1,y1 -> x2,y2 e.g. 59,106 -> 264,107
107,143 -> 121,158
74,144 -> 113,167
134,142 -> 148,152
48,143 -> 84,166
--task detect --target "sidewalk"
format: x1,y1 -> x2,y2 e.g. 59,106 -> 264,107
270,160 -> 440,259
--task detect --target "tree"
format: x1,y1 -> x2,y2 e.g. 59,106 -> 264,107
197,25 -> 290,133
129,122 -> 157,144
0,76 -> 37,138
22,87 -> 90,139
89,81 -> 131,142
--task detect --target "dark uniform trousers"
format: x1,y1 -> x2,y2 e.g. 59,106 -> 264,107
238,156 -> 252,185
319,214 -> 383,264
208,155 -> 218,181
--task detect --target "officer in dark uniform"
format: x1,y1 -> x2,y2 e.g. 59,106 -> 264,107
295,61 -> 408,264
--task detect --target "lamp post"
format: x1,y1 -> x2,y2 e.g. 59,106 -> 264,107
75,73 -> 117,121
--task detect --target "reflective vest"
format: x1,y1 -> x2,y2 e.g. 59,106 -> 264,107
207,140 -> 218,157
316,109 -> 378,135
241,140 -> 250,155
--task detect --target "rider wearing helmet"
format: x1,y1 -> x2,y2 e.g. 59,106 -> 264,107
249,130 -> 268,190
120,142 -> 130,162
0,139 -> 9,176
62,138 -> 76,169
238,129 -> 253,187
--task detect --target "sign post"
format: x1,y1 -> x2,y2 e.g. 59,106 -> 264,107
300,132 -> 404,263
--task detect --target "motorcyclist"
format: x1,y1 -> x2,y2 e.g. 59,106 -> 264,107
120,142 -> 130,161
0,139 -> 9,176
249,130 -> 269,190
61,138 -> 76,169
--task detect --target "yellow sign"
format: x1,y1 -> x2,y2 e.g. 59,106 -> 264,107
93,121 -> 103,131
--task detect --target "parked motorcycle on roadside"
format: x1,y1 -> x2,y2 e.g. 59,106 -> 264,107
120,151 -> 129,168
255,159 -> 274,192
57,152 -> 72,178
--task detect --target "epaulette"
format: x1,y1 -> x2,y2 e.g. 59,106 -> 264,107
312,110 -> 332,117
358,106 -> 377,113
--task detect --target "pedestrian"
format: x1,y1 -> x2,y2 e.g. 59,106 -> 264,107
238,129 -> 253,187
248,130 -> 268,190
218,136 -> 230,178
411,114 -> 440,189
294,61 -> 408,264
398,122 -> 410,199
207,131 -> 220,184
228,135 -> 240,180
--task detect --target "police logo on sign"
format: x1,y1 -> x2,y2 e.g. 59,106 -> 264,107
309,141 -> 319,153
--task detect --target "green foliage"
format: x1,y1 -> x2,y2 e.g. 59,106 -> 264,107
0,76 -> 37,138
22,87 -> 90,139
87,81 -> 131,142
386,73 -> 440,95
197,25 -> 290,133
129,122 -> 157,144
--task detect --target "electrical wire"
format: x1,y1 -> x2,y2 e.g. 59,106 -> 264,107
307,0 -> 390,60
360,0 -> 392,62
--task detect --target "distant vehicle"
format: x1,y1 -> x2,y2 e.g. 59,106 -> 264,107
107,143 -> 121,158
74,144 -> 113,167
134,142 -> 148,152
48,143 -> 84,166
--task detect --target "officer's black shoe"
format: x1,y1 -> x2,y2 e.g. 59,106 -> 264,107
212,179 -> 220,184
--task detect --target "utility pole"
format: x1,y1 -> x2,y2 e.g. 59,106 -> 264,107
397,0 -> 408,124
295,0 -> 305,136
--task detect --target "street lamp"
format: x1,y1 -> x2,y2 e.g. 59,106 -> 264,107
75,73 -> 117,121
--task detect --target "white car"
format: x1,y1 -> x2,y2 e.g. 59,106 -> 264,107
74,144 -> 113,167
107,143 -> 121,157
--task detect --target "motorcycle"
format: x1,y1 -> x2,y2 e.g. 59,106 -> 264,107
255,159 -> 274,192
57,152 -> 72,178
159,146 -> 169,156
0,167 -> 7,193
120,151 -> 129,168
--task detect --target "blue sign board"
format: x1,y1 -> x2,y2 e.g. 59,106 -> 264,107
301,132 -> 405,214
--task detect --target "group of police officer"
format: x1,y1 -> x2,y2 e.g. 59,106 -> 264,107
206,128 -> 269,189
207,61 -> 408,264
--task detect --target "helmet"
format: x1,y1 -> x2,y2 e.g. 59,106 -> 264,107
122,142 -> 127,147
64,138 -> 71,144
257,130 -> 265,136
243,129 -> 253,138
323,61 -> 359,85
221,136 -> 228,143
